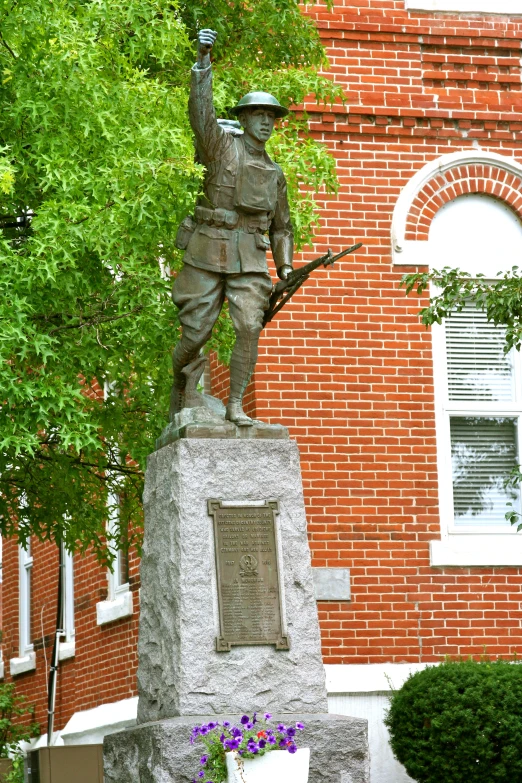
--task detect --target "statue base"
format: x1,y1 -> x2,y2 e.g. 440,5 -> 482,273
103,714 -> 370,783
104,438 -> 369,782
155,406 -> 288,449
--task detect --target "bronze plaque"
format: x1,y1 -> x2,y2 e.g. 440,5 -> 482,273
208,499 -> 289,652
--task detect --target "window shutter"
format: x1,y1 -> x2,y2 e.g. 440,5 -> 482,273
450,416 -> 518,526
445,304 -> 514,402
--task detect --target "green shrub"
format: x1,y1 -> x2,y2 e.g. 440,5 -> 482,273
0,683 -> 39,782
384,658 -> 522,783
0,683 -> 39,758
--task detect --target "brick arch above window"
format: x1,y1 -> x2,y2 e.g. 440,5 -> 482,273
392,150 -> 522,266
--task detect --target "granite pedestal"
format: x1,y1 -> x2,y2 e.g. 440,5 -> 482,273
104,430 -> 369,781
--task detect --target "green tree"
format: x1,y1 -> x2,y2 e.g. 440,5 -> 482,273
0,0 -> 342,558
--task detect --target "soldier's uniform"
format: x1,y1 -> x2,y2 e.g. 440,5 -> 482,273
171,62 -> 294,421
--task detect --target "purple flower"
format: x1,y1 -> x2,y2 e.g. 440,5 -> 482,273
241,715 -> 250,725
277,723 -> 286,733
223,721 -> 231,728
279,739 -> 288,748
268,736 -> 276,745
253,712 -> 258,724
296,722 -> 305,730
200,755 -> 208,765
287,727 -> 296,738
208,722 -> 218,730
246,722 -> 254,730
200,725 -> 209,736
288,743 -> 297,754
259,739 -> 266,748
264,713 -> 272,721
198,773 -> 204,779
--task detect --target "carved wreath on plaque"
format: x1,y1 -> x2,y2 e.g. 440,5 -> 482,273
208,499 -> 290,652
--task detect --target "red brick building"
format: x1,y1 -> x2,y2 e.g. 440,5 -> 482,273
3,2 -> 522,781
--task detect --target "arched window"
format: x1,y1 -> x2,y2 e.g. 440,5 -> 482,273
431,195 -> 522,565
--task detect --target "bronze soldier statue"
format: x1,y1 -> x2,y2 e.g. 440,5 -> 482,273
170,28 -> 294,426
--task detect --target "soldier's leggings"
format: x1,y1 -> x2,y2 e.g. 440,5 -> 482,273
172,263 -> 272,405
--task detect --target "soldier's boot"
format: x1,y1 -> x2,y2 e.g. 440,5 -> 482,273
169,340 -> 201,422
225,329 -> 259,427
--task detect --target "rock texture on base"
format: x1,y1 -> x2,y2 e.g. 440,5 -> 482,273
137,439 -> 328,724
103,714 -> 370,783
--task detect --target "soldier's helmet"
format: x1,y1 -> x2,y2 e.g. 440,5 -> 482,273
230,91 -> 289,119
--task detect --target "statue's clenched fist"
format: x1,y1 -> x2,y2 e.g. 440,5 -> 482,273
198,28 -> 218,55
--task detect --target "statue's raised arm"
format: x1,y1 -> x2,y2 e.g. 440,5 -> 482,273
189,29 -> 227,167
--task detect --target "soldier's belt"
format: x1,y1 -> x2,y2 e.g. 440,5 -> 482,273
194,206 -> 268,233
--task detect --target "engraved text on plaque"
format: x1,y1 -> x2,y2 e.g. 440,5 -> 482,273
208,500 -> 289,652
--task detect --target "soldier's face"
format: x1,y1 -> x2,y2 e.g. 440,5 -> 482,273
241,109 -> 276,143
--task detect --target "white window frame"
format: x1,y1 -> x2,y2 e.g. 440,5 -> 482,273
96,492 -> 133,626
432,317 -> 522,566
10,543 -> 36,675
406,0 -> 522,13
59,545 -> 75,661
19,543 -> 33,654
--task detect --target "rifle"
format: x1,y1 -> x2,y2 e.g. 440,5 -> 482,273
263,242 -> 363,327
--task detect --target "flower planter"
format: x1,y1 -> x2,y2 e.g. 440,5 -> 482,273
225,748 -> 310,783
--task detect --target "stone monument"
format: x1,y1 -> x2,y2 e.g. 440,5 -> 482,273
103,29 -> 369,783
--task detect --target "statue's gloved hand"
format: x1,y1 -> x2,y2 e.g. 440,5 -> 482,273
278,264 -> 293,281
198,29 -> 218,62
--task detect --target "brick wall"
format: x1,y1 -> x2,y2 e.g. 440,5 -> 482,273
1,537 -> 140,733
225,0 -> 522,664
3,0 -> 522,732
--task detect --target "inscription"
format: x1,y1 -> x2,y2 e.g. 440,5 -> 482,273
208,500 -> 289,652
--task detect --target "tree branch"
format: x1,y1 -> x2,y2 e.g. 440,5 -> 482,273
67,200 -> 115,226
0,31 -> 17,59
48,305 -> 145,335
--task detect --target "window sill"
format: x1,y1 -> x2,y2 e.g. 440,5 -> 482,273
58,641 -> 75,662
406,0 -> 522,12
96,590 -> 133,626
430,535 -> 522,567
10,651 -> 36,676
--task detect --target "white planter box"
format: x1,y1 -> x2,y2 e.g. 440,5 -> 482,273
226,748 -> 310,783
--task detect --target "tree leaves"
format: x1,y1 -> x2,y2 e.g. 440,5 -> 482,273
0,0 -> 339,559
402,267 -> 522,354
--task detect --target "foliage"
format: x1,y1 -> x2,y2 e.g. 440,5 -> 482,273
190,713 -> 305,783
401,267 -> 522,353
5,755 -> 24,783
385,657 -> 522,783
0,683 -> 39,760
0,0 -> 342,558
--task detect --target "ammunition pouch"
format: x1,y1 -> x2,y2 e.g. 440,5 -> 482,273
175,215 -> 197,250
